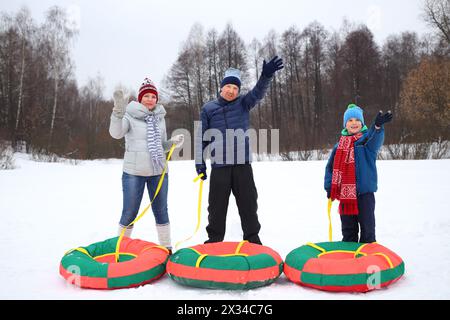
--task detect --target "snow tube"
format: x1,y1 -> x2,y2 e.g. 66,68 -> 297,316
167,241 -> 283,290
284,242 -> 405,292
60,236 -> 170,289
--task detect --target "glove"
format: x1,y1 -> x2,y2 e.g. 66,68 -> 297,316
195,164 -> 207,181
262,56 -> 284,77
171,134 -> 184,148
374,110 -> 393,128
112,90 -> 128,118
326,189 -> 331,199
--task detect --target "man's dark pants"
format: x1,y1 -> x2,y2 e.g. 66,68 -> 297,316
205,164 -> 261,245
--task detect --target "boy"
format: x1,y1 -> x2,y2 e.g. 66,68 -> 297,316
324,104 -> 393,243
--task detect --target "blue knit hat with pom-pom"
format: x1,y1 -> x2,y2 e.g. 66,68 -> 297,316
343,104 -> 365,128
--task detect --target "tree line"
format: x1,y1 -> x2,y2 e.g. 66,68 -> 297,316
0,1 -> 449,160
164,4 -> 449,159
0,6 -> 123,159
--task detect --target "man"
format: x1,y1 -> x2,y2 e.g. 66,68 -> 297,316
195,56 -> 284,244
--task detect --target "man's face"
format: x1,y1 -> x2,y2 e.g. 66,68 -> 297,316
220,84 -> 239,101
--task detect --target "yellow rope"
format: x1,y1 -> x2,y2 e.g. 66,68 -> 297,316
354,243 -> 370,257
219,253 -> 249,257
373,252 -> 394,269
65,247 -> 92,258
94,252 -> 137,260
65,247 -> 141,262
318,250 -> 367,258
174,173 -> 204,250
235,240 -> 248,254
115,144 -> 176,262
195,254 -> 208,268
190,241 -> 250,268
306,242 -> 327,253
141,245 -> 170,255
194,252 -> 250,268
327,198 -> 333,242
305,241 -> 394,269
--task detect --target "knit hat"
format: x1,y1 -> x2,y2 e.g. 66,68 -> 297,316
138,78 -> 158,103
220,68 -> 241,89
343,104 -> 365,127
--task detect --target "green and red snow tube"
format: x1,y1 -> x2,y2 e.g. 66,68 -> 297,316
284,241 -> 405,292
167,241 -> 283,290
60,236 -> 169,289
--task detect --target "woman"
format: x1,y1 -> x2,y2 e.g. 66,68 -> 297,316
109,78 -> 184,251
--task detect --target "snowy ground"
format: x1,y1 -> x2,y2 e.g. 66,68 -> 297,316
1,154 -> 449,300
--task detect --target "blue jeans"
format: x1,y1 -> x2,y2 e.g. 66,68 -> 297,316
119,172 -> 169,227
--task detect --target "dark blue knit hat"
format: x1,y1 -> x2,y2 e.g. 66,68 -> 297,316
220,68 -> 241,89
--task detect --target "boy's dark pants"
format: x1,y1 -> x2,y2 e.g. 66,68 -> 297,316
340,192 -> 376,243
205,164 -> 262,245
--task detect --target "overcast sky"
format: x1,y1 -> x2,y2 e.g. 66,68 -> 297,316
1,0 -> 429,98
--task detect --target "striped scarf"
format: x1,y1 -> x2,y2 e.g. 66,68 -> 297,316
145,113 -> 165,171
330,133 -> 362,215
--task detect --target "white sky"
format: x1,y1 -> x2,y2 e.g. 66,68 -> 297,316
1,0 -> 428,99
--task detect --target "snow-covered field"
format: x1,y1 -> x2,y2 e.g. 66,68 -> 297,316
1,154 -> 449,300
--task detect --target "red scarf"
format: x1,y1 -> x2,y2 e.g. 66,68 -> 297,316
330,133 -> 362,215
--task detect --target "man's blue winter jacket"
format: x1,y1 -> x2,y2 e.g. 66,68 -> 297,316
196,74 -> 272,168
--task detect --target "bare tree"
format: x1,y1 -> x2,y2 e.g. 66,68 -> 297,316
166,48 -> 195,132
81,75 -> 104,159
423,0 -> 450,43
248,38 -> 264,129
0,12 -> 16,135
185,23 -> 207,114
14,7 -> 34,136
324,31 -> 344,139
218,23 -> 248,77
41,6 -> 77,151
303,22 -> 328,145
261,30 -> 280,129
340,25 -> 382,116
280,26 -> 307,149
206,28 -> 220,100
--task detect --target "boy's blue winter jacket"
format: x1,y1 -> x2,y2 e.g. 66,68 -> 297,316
324,125 -> 385,195
196,74 -> 272,168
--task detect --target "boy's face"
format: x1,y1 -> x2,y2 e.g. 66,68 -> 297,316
346,118 -> 363,135
220,84 -> 239,101
141,93 -> 157,110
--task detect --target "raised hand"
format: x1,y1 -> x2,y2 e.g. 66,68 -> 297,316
374,110 -> 393,128
112,90 -> 128,118
262,56 -> 284,77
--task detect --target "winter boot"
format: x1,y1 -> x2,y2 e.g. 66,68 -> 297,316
118,225 -> 133,238
156,223 -> 172,254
